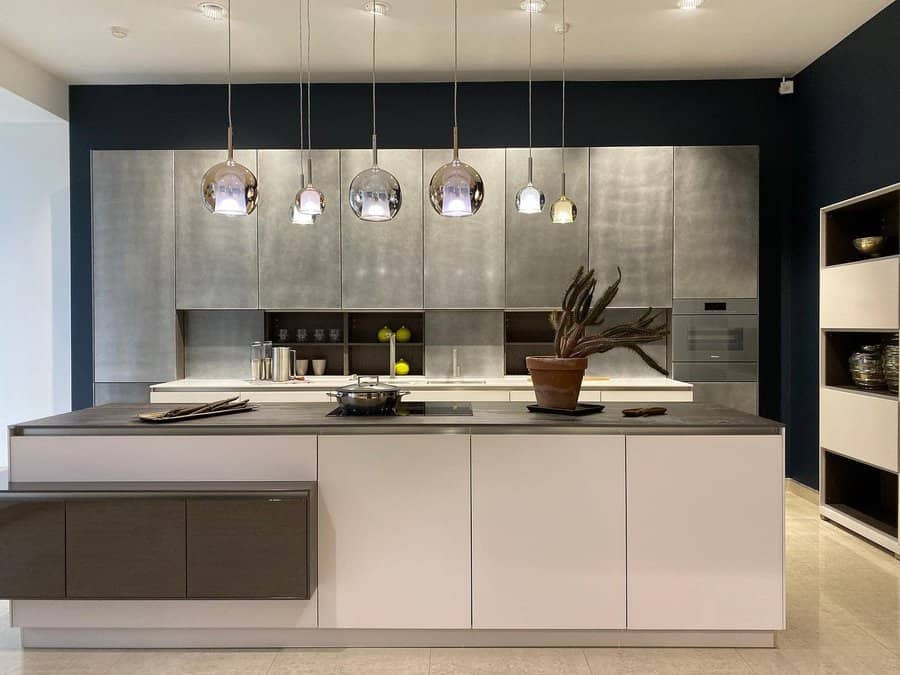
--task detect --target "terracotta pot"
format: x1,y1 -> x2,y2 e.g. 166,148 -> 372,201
526,356 -> 588,410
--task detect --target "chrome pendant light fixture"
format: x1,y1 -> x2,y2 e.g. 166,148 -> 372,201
201,0 -> 258,217
515,1 -> 544,215
349,2 -> 402,221
550,0 -> 576,224
428,0 -> 484,218
297,0 -> 325,216
290,0 -> 315,224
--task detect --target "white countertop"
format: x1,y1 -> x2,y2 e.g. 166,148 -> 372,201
151,376 -> 692,392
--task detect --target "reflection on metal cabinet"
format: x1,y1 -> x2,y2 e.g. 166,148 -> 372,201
590,147 -> 673,308
340,149 -> 424,309
92,150 -> 177,384
424,148 -> 506,308
258,150 -> 341,309
506,148 -> 588,308
175,150 -> 259,309
674,146 -> 759,299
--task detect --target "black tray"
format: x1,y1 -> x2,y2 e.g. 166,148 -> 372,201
526,403 -> 605,417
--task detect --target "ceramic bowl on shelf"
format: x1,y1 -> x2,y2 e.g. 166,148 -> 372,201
852,236 -> 885,257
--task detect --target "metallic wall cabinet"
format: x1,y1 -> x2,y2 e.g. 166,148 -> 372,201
674,146 -> 759,299
590,147 -> 673,308
506,148 -> 589,308
340,149 -> 424,309
175,149 -> 260,309
258,150 -> 341,309
92,150 -> 178,384
424,148 -> 506,308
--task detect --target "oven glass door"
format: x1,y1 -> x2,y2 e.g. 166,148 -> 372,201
672,315 -> 758,363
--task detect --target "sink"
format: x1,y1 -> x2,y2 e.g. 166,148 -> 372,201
426,379 -> 488,385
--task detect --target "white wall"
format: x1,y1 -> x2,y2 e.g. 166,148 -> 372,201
0,93 -> 70,466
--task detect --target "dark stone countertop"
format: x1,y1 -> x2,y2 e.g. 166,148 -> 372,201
9,402 -> 784,436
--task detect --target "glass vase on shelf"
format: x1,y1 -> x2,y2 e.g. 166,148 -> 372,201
848,344 -> 885,390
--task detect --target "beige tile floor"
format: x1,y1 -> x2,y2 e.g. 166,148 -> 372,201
0,485 -> 897,674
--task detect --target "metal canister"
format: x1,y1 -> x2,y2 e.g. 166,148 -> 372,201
272,346 -> 296,382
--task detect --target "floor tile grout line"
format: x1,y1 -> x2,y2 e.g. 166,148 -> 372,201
580,647 -> 595,675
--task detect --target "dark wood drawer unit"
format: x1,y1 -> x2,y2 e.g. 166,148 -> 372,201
66,499 -> 186,599
187,496 -> 310,599
0,500 -> 65,599
0,482 -> 315,601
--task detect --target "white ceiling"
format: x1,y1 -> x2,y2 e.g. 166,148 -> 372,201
0,0 -> 892,85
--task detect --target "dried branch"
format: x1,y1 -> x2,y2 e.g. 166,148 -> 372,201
551,267 -> 669,374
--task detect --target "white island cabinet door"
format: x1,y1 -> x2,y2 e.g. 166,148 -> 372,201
471,434 -> 626,629
626,434 -> 784,630
317,434 -> 471,629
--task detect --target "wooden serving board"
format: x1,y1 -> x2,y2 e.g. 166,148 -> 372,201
137,406 -> 257,424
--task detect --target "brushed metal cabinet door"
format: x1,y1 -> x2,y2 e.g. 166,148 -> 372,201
175,149 -> 259,309
674,146 -> 759,299
94,382 -> 152,405
92,150 -> 177,382
590,147 -> 673,308
341,149 -> 423,309
424,148 -> 505,308
506,148 -> 589,308
258,150 -> 341,309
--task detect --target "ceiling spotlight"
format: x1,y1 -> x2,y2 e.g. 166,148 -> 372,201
519,0 -> 547,13
677,0 -> 704,9
198,2 -> 227,20
110,26 -> 129,39
363,1 -> 391,15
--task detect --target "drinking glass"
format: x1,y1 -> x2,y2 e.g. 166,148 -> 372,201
314,329 -> 326,342
329,328 -> 341,342
296,329 -> 308,342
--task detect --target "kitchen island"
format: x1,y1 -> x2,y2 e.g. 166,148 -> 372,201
5,402 -> 783,649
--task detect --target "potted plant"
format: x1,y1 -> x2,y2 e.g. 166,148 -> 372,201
527,266 -> 669,410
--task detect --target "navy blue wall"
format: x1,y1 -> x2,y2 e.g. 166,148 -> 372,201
787,2 -> 900,488
69,79 -> 792,446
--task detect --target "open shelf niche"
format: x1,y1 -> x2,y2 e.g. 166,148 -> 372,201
348,312 -> 424,377
822,330 -> 899,399
824,451 -> 899,538
265,312 -> 346,376
823,188 -> 899,266
504,311 -> 556,375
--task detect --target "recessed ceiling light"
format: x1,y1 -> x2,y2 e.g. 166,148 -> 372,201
677,0 -> 704,9
110,26 -> 129,39
520,0 -> 547,13
197,2 -> 227,20
363,1 -> 391,15
554,22 -> 570,34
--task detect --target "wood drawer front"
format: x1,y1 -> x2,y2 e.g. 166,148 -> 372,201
65,499 -> 186,599
820,259 -> 899,329
187,496 -> 310,599
820,388 -> 898,472
0,501 -> 65,599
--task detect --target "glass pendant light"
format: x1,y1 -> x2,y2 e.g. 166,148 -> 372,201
348,3 -> 402,221
289,0 -> 316,225
201,0 -> 258,217
550,0 -> 577,224
515,4 -> 544,215
297,0 -> 325,216
428,0 -> 484,218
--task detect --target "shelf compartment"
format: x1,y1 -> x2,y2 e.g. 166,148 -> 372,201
822,330 -> 897,392
820,257 -> 899,330
348,343 -> 424,377
266,312 -> 345,345
824,450 -> 898,538
505,311 -> 555,344
348,312 -> 424,345
820,386 -> 898,472
504,343 -> 554,376
823,189 -> 899,266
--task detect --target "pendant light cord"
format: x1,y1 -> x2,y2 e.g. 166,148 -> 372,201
371,4 -> 378,164
560,0 -> 567,176
453,0 -> 458,131
226,0 -> 233,156
527,7 -> 533,163
298,0 -> 305,171
305,0 -> 313,181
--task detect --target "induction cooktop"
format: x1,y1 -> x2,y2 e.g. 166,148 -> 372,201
326,402 -> 474,417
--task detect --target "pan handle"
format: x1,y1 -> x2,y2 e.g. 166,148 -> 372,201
325,391 -> 339,398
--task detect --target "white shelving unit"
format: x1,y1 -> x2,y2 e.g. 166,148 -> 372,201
819,182 -> 900,556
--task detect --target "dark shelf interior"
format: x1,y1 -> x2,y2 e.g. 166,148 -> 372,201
349,343 -> 424,377
824,190 -> 900,266
505,311 -> 555,344
348,312 -> 424,344
266,312 -> 344,345
824,451 -> 898,538
823,330 -> 896,392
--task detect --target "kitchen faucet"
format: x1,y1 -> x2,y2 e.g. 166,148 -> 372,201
452,348 -> 461,378
388,330 -> 396,377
